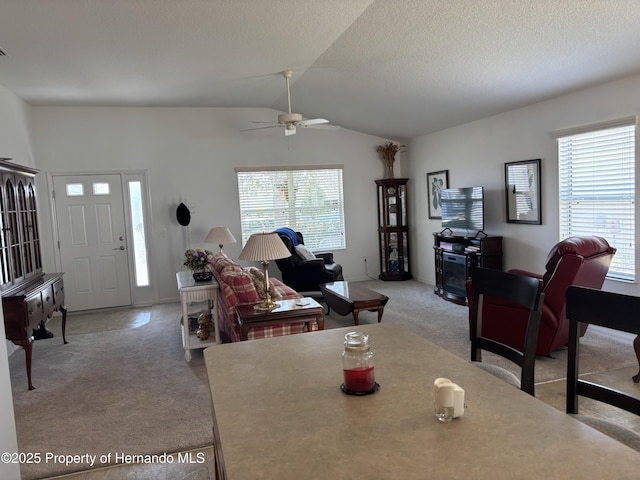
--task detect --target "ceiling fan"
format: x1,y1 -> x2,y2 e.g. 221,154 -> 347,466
243,70 -> 339,136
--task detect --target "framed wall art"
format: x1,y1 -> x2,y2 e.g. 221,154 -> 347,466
427,170 -> 449,219
505,158 -> 541,225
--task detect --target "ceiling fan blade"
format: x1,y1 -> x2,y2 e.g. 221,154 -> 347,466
307,124 -> 341,131
251,121 -> 281,125
241,125 -> 282,132
299,118 -> 329,126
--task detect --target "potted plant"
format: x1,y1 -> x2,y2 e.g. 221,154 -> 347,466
183,248 -> 214,282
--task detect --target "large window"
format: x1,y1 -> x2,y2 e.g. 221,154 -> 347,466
556,118 -> 636,281
236,166 -> 345,251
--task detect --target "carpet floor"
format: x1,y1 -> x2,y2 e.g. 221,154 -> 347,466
8,279 -> 640,479
9,303 -> 213,480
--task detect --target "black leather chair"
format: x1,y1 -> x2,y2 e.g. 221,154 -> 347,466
274,230 -> 343,293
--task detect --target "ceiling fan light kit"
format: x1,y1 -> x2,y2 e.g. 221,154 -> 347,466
242,70 -> 338,136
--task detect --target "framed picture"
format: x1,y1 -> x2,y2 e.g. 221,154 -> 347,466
505,159 -> 541,224
427,170 -> 449,219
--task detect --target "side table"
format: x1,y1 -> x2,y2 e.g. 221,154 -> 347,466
176,271 -> 221,361
235,297 -> 324,341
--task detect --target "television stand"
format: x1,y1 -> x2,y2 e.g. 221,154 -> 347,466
433,232 -> 503,304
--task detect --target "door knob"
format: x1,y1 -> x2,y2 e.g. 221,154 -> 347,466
114,246 -> 125,251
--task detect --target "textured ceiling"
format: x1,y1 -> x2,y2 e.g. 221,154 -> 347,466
2,0 -> 640,140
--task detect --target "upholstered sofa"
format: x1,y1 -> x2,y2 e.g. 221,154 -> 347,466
208,253 -> 320,342
466,235 -> 616,357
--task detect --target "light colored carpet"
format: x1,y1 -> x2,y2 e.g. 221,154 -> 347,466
9,303 -> 213,480
8,279 -> 639,479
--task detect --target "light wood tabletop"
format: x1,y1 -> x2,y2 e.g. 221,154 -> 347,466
204,323 -> 640,480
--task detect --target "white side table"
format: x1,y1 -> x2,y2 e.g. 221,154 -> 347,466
176,271 -> 221,361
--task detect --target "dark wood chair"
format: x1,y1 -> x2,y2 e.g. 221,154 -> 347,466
469,267 -> 544,396
566,286 -> 640,451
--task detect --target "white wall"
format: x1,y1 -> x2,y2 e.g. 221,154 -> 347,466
30,107 -> 401,303
408,72 -> 640,297
0,84 -> 28,480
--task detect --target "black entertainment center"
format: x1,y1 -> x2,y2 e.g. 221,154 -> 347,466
433,229 -> 503,305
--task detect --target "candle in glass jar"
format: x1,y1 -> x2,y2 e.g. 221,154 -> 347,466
342,332 -> 375,394
343,366 -> 375,393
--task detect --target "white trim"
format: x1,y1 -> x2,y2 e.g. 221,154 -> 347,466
551,116 -> 638,139
235,164 -> 343,173
46,169 -> 154,308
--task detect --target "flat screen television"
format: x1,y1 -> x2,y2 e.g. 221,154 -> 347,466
440,186 -> 484,232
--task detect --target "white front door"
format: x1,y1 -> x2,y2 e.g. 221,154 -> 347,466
52,174 -> 132,311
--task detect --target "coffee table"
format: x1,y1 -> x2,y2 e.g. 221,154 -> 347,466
235,297 -> 324,341
319,281 -> 389,325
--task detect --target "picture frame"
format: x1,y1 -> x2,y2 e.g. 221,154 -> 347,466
505,159 -> 541,225
427,170 -> 449,219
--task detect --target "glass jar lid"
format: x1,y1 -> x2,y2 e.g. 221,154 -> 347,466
344,331 -> 370,351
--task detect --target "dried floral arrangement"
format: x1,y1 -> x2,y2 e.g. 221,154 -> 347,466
183,248 -> 213,271
376,142 -> 406,177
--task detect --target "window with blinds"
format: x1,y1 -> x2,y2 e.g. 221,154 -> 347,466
557,121 -> 635,281
236,166 -> 346,251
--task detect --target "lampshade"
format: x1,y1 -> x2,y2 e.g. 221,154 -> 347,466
204,227 -> 237,247
238,233 -> 291,262
204,227 -> 236,252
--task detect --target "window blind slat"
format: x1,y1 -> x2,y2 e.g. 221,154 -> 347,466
558,124 -> 635,281
237,168 -> 346,250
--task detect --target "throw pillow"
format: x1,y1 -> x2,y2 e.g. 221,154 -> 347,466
211,253 -> 242,273
220,269 -> 260,304
295,244 -> 316,261
246,267 -> 276,299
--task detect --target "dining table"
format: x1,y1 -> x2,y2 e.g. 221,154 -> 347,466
203,322 -> 640,480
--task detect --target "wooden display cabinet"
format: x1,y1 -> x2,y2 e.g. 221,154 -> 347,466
0,158 -> 67,390
376,178 -> 412,281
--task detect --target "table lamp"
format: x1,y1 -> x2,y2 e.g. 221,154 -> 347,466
205,227 -> 237,253
238,232 -> 291,310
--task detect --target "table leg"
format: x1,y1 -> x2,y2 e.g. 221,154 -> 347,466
352,309 -> 360,326
182,296 -> 192,362
377,306 -> 384,323
60,305 -> 69,344
211,295 -> 221,345
240,324 -> 249,341
15,339 -> 35,390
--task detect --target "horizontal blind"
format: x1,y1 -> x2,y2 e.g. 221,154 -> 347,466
558,124 -> 635,281
237,167 -> 345,250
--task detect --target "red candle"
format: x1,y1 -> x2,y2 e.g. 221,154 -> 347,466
343,366 -> 375,393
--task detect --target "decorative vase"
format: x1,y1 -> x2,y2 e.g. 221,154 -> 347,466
192,270 -> 213,282
386,163 -> 395,179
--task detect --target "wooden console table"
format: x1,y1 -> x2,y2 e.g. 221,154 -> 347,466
4,273 -> 67,390
235,297 -> 324,341
176,271 -> 220,361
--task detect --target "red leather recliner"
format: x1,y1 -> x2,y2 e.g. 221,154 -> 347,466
466,236 -> 616,356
